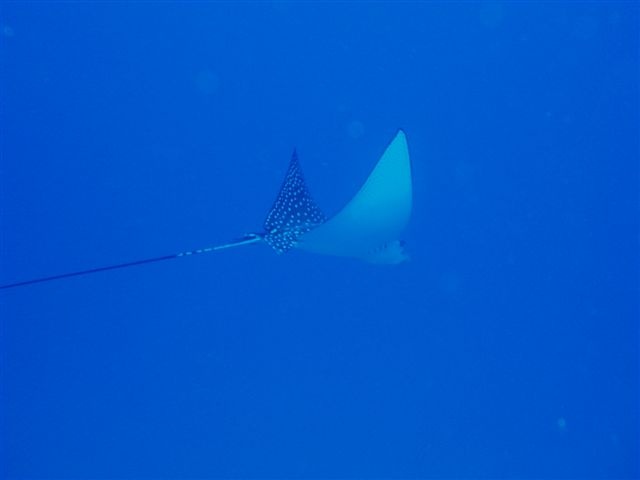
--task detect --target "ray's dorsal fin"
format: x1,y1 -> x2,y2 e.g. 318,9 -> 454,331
261,149 -> 327,254
296,129 -> 412,263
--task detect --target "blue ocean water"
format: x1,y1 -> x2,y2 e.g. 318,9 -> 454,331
1,2 -> 638,478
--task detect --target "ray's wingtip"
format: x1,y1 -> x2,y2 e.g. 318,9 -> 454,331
391,128 -> 408,145
390,128 -> 408,149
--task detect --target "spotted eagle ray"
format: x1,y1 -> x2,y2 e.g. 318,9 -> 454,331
0,130 -> 412,289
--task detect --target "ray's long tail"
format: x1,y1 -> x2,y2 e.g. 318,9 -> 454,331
0,234 -> 263,290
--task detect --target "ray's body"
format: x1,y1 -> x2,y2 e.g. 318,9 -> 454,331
0,130 -> 413,289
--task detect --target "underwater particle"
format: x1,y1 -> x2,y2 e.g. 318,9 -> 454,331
478,2 -> 505,29
556,417 -> 567,433
573,15 -> 599,40
440,271 -> 460,296
608,10 -> 622,26
195,70 -> 220,95
347,120 -> 365,139
454,161 -> 475,188
2,24 -> 14,37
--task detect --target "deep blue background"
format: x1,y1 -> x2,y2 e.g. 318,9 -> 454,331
1,2 -> 638,478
